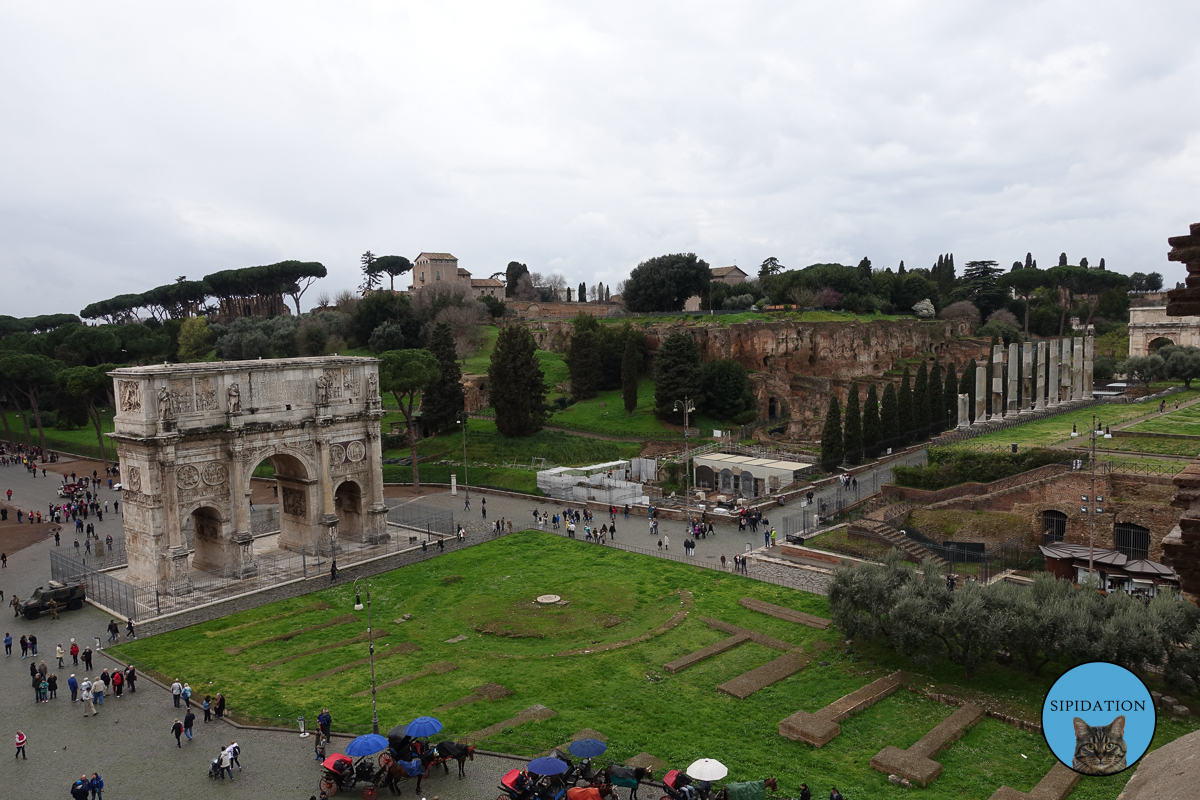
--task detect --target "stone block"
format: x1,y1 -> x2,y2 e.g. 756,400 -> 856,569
870,703 -> 983,787
779,671 -> 905,747
738,597 -> 832,629
717,650 -> 809,698
663,634 -> 750,674
988,762 -> 1080,800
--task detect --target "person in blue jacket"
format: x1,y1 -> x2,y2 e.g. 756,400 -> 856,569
89,772 -> 104,800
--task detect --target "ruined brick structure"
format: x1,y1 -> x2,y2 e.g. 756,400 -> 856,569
1160,220 -> 1200,604
530,317 -> 986,437
896,472 -> 1181,561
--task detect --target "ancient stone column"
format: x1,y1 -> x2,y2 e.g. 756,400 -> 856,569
1048,339 -> 1059,407
1037,341 -> 1048,409
1084,335 -> 1094,399
991,344 -> 1005,421
974,362 -> 988,426
957,393 -> 970,429
365,426 -> 391,544
1061,338 -> 1073,403
1080,335 -> 1089,400
1006,342 -> 1019,418
1021,341 -> 1034,414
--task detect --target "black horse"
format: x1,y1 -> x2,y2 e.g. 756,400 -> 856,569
375,749 -> 440,796
433,740 -> 475,778
604,766 -> 653,800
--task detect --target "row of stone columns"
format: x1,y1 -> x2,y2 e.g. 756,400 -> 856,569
960,335 -> 1094,429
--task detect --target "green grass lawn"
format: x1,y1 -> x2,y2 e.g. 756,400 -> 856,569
1074,434 -> 1200,458
110,533 -> 1197,799
1126,399 -> 1200,436
548,378 -> 739,439
2,410 -> 117,460
948,387 -> 1200,449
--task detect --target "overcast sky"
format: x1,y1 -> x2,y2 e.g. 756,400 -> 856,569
3,1 -> 1199,317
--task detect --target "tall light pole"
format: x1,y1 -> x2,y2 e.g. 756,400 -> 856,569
458,409 -> 469,504
352,577 -> 380,735
1089,413 -> 1097,584
674,398 -> 696,529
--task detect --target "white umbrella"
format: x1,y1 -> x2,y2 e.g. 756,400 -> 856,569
686,759 -> 728,782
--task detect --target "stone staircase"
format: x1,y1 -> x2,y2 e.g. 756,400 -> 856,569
850,518 -> 950,568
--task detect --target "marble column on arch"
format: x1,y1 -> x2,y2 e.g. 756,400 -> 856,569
1006,342 -> 1020,418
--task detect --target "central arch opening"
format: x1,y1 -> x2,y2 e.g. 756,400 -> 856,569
1149,337 -> 1175,353
252,452 -> 316,553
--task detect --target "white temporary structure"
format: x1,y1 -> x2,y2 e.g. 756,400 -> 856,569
693,452 -> 812,499
536,460 -> 646,504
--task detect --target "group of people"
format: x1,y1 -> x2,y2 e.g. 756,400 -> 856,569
171,677 -> 225,721
68,773 -> 104,800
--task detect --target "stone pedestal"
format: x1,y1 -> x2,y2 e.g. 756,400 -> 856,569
1005,342 -> 1019,418
973,364 -> 988,426
168,546 -> 193,596
232,531 -> 259,579
367,502 -> 391,545
956,394 -> 970,429
1165,221 -> 1200,317
320,513 -> 340,557
991,344 -> 1004,421
1020,342 -> 1033,414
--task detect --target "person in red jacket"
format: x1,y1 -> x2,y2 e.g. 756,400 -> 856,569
14,730 -> 26,759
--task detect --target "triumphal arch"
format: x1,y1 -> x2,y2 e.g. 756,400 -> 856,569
109,356 -> 387,587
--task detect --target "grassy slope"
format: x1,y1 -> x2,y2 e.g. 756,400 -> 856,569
1127,400 -> 1200,436
948,386 -> 1200,449
110,533 -> 1197,799
1074,434 -> 1200,458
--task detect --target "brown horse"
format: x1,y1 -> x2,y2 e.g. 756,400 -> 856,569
433,740 -> 475,778
375,750 -> 439,795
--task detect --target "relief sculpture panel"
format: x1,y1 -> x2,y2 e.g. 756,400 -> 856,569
194,377 -> 218,411
176,464 -> 201,490
281,487 -> 307,518
119,380 -> 142,413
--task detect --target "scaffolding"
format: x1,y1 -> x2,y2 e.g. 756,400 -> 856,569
536,460 -> 646,504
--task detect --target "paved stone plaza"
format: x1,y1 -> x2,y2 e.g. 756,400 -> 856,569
0,448 -> 931,797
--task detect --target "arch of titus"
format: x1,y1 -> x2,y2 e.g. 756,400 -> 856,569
109,356 -> 387,587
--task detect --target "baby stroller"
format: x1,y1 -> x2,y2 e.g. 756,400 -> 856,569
208,757 -> 223,780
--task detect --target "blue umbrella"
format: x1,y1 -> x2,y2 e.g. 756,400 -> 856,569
345,733 -> 389,757
568,739 -> 608,758
405,716 -> 444,738
527,756 -> 569,776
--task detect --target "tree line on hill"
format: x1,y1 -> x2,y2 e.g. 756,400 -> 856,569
830,553 -> 1200,690
618,251 -> 1139,347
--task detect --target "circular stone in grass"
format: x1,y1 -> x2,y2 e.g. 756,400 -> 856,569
537,594 -> 562,604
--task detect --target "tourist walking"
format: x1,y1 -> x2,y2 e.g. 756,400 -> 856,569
124,664 -> 136,693
48,673 -> 57,699
82,646 -> 92,672
203,695 -> 212,722
70,777 -> 89,800
217,747 -> 234,780
89,772 -> 104,800
70,639 -> 78,665
92,676 -> 104,705
56,643 -> 64,667
184,710 -> 195,742
226,741 -> 242,770
106,620 -> 119,642
170,679 -> 182,708
4,632 -> 10,656
80,680 -> 95,716
183,682 -> 192,708
111,667 -> 123,697
171,719 -> 183,747
13,730 -> 26,759
318,708 -> 332,738
19,634 -> 27,658
68,674 -> 78,702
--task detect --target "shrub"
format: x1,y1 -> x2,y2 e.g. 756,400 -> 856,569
816,288 -> 844,309
939,300 -> 981,326
891,446 -> 1068,490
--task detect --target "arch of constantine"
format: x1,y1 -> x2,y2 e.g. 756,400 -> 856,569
109,356 -> 387,588
1129,306 -> 1200,356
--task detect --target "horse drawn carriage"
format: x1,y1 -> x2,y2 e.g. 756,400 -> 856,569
318,753 -> 380,798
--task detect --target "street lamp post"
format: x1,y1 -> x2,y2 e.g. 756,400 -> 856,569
458,410 -> 469,504
674,398 -> 696,530
352,577 -> 380,735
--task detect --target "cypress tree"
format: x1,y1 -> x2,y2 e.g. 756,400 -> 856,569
819,395 -> 844,471
421,322 -> 465,434
863,382 -> 881,451
578,282 -> 587,302
654,332 -> 704,421
898,368 -> 913,435
960,357 -> 976,421
621,335 -> 640,413
914,363 -> 930,430
567,329 -> 600,399
942,361 -> 957,426
844,381 -> 862,463
881,381 -> 899,441
929,361 -> 943,427
489,325 -> 548,437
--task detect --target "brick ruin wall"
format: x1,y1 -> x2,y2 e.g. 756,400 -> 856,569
926,472 -> 1180,562
529,317 -> 987,439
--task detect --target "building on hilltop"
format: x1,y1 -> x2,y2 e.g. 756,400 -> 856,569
409,253 -> 504,300
684,265 -> 748,311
